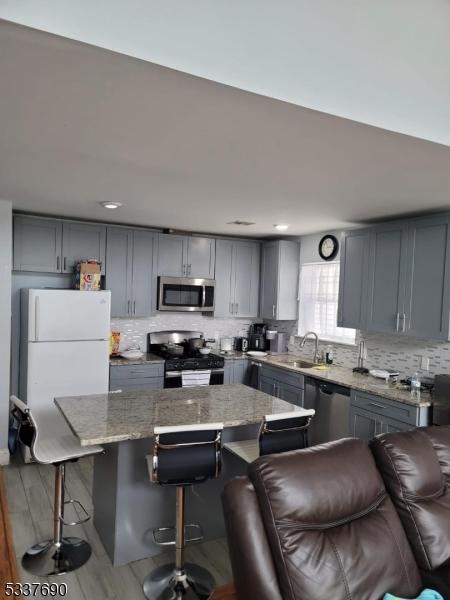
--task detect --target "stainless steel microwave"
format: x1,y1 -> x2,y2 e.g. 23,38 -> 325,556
157,276 -> 215,312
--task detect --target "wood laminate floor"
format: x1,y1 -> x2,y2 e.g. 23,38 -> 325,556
3,455 -> 232,600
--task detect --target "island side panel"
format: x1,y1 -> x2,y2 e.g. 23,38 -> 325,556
92,442 -> 120,560
108,425 -> 258,566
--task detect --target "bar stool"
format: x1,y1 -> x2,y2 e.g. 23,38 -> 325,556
10,395 -> 104,576
224,408 -> 315,463
143,422 -> 224,600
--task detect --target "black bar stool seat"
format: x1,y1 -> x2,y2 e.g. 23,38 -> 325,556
143,422 -> 223,600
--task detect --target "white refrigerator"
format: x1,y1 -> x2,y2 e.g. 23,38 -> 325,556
19,289 -> 111,448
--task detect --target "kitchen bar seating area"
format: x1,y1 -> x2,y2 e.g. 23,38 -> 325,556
2,4 -> 450,600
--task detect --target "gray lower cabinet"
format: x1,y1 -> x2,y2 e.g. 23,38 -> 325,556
157,234 -> 215,278
337,228 -> 370,329
13,215 -> 62,272
350,390 -> 430,442
214,239 -> 260,317
109,363 -> 164,392
62,222 -> 106,274
106,227 -> 156,318
258,364 -> 304,407
260,240 -> 299,320
224,359 -> 249,384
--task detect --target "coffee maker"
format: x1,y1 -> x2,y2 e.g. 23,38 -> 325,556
249,323 -> 267,351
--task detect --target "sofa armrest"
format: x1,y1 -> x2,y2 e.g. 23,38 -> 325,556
222,477 -> 282,600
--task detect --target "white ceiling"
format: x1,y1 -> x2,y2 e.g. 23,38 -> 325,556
1,0 -> 450,146
1,21 -> 450,237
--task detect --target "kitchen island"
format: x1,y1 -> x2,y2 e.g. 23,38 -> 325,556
55,384 -> 299,565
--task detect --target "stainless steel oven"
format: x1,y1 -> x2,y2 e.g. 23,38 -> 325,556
158,277 -> 215,312
164,368 -> 225,388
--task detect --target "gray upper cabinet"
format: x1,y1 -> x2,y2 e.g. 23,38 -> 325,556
105,228 -> 133,318
186,237 -> 215,278
404,214 -> 450,340
62,222 -> 106,274
337,229 -> 370,329
157,234 -> 215,278
13,215 -> 62,273
214,239 -> 260,317
157,234 -> 185,276
131,230 -> 157,317
260,240 -> 299,320
366,221 -> 408,333
106,227 -> 156,318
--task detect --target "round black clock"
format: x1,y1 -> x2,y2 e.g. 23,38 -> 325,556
318,234 -> 339,261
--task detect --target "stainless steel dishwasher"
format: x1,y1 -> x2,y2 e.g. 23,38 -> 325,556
304,377 -> 351,445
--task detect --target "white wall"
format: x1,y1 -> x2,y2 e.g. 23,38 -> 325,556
0,200 -> 12,463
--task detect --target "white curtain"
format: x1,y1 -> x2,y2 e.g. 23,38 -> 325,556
298,262 -> 356,345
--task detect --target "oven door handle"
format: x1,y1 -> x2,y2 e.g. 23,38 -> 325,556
165,368 -> 224,378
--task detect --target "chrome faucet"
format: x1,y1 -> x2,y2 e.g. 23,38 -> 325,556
300,331 -> 320,363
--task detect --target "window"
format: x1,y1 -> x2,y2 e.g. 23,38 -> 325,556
298,262 -> 356,345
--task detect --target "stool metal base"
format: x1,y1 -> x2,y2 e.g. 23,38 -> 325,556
143,563 -> 215,600
22,537 -> 92,576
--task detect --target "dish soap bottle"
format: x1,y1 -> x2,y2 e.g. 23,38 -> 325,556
410,371 -> 421,400
325,346 -> 334,365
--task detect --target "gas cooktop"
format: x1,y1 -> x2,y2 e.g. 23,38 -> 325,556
148,331 -> 224,372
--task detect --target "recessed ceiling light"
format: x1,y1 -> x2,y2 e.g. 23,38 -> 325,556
274,224 -> 289,231
227,220 -> 256,226
100,201 -> 122,209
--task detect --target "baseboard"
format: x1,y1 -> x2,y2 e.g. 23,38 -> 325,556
0,449 -> 10,466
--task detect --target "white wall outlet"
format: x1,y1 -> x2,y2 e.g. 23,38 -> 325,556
420,355 -> 430,371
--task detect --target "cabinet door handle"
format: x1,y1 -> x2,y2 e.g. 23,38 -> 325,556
56,256 -> 60,271
127,300 -> 131,315
182,264 -> 185,276
272,304 -> 275,318
368,402 -> 386,410
229,302 -> 233,315
396,313 -> 400,331
188,264 -> 191,276
235,302 -> 238,315
133,300 -> 136,315
63,257 -> 67,271
403,313 -> 407,332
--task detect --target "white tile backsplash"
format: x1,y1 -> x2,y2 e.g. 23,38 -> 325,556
269,320 -> 450,378
111,314 -> 256,351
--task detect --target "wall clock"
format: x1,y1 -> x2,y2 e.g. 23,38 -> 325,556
318,234 -> 339,261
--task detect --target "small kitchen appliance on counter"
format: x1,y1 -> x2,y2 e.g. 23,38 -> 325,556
234,336 -> 249,352
148,331 -> 224,388
431,374 -> 450,425
267,332 -> 287,354
249,323 -> 267,351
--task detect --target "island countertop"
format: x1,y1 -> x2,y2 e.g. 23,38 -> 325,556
55,384 -> 300,446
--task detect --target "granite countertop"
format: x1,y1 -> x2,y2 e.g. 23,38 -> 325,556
55,384 -> 301,446
212,351 -> 248,360
109,352 -> 165,366
249,354 -> 432,408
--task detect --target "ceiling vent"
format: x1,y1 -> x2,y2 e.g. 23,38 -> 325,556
227,220 -> 256,226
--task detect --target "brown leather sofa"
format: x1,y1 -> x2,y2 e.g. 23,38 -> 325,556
222,437 -> 423,600
371,426 -> 450,598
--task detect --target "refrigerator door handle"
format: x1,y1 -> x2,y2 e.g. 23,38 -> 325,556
35,296 -> 40,341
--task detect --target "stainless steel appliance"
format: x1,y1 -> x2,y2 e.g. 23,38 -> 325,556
304,377 -> 351,445
268,333 -> 287,354
157,277 -> 215,312
249,323 -> 267,351
148,331 -> 224,388
432,374 -> 450,425
234,337 -> 249,352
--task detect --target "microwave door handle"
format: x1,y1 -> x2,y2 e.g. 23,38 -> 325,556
201,285 -> 206,308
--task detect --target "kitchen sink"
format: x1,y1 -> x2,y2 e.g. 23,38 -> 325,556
277,359 -> 315,369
